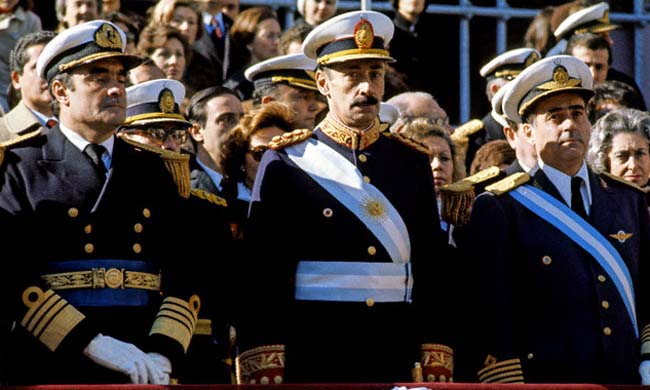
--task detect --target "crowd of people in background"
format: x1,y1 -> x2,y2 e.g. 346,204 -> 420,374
1,0 -> 650,387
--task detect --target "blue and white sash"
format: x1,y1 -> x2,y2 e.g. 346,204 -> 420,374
295,261 -> 413,303
286,138 -> 411,263
510,184 -> 638,337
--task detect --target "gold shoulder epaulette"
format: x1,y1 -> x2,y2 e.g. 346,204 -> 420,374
450,119 -> 484,143
122,137 -> 191,198
0,128 -> 43,166
463,166 -> 502,185
0,128 -> 42,148
485,172 -> 530,196
599,171 -> 645,192
383,132 -> 431,155
439,180 -> 474,227
268,129 -> 312,150
190,188 -> 228,207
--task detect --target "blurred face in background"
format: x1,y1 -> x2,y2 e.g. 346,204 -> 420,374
248,18 -> 281,63
571,46 -> 609,85
170,5 -> 199,46
11,44 -> 51,114
424,135 -> 454,189
608,131 -> 650,187
304,0 -> 337,26
63,0 -> 98,27
150,37 -> 186,81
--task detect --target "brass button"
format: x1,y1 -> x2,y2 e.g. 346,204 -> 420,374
134,223 -> 143,233
601,300 -> 609,309
84,243 -> 94,253
84,224 -> 92,234
363,176 -> 370,183
358,154 -> 367,163
68,208 -> 79,218
527,353 -> 534,360
541,255 -> 552,265
366,298 -> 375,307
603,327 -> 612,336
597,275 -> 606,283
133,243 -> 142,254
323,208 -> 333,218
367,246 -> 377,255
142,208 -> 151,218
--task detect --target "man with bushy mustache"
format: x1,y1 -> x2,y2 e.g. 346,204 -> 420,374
237,10 -> 456,385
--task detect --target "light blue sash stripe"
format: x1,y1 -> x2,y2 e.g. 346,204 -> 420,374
510,185 -> 638,337
286,139 -> 410,263
295,261 -> 413,302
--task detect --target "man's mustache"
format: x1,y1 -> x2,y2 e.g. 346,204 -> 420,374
351,96 -> 379,107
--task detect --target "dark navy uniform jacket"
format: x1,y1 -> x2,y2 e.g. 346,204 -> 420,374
462,168 -> 650,384
0,127 -> 203,385
240,119 -> 456,383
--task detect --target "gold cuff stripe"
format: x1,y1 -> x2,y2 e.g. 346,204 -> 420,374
162,296 -> 199,318
33,298 -> 68,337
478,358 -> 522,381
159,298 -> 198,324
150,316 -> 193,352
156,310 -> 194,334
38,304 -> 85,351
481,368 -> 524,383
20,288 -> 85,352
22,289 -> 59,330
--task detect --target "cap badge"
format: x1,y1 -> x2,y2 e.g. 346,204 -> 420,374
94,23 -> 122,49
537,65 -> 581,91
158,88 -> 176,113
354,17 -> 374,50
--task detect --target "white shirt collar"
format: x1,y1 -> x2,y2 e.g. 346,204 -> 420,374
59,124 -> 114,170
539,159 -> 592,211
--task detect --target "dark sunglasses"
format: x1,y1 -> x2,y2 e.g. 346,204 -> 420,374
248,145 -> 269,162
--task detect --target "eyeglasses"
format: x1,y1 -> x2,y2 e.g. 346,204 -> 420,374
122,127 -> 189,144
248,145 -> 269,162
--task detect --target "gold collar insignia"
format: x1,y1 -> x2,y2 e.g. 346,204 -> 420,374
609,230 -> 633,243
320,115 -> 381,150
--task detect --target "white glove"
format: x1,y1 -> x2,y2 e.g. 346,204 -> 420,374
639,360 -> 650,385
147,352 -> 172,384
83,333 -> 164,384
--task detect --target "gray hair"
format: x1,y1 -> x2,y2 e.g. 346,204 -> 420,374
588,107 -> 650,172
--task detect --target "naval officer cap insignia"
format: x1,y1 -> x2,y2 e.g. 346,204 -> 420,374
124,78 -> 190,127
37,20 -> 143,82
245,53 -> 318,91
479,48 -> 541,81
302,10 -> 395,66
554,2 -> 620,40
502,55 -> 594,124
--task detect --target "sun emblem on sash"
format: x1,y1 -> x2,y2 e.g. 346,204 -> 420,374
361,196 -> 386,222
354,17 -> 374,50
94,23 -> 122,49
158,88 -> 176,113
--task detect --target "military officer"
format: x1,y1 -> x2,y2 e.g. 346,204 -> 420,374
453,47 -> 540,174
244,52 -> 326,130
237,10 -> 456,384
0,20 -> 202,385
462,55 -> 650,384
119,78 -> 236,384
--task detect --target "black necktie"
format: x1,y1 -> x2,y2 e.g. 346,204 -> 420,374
84,143 -> 107,174
571,176 -> 588,219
